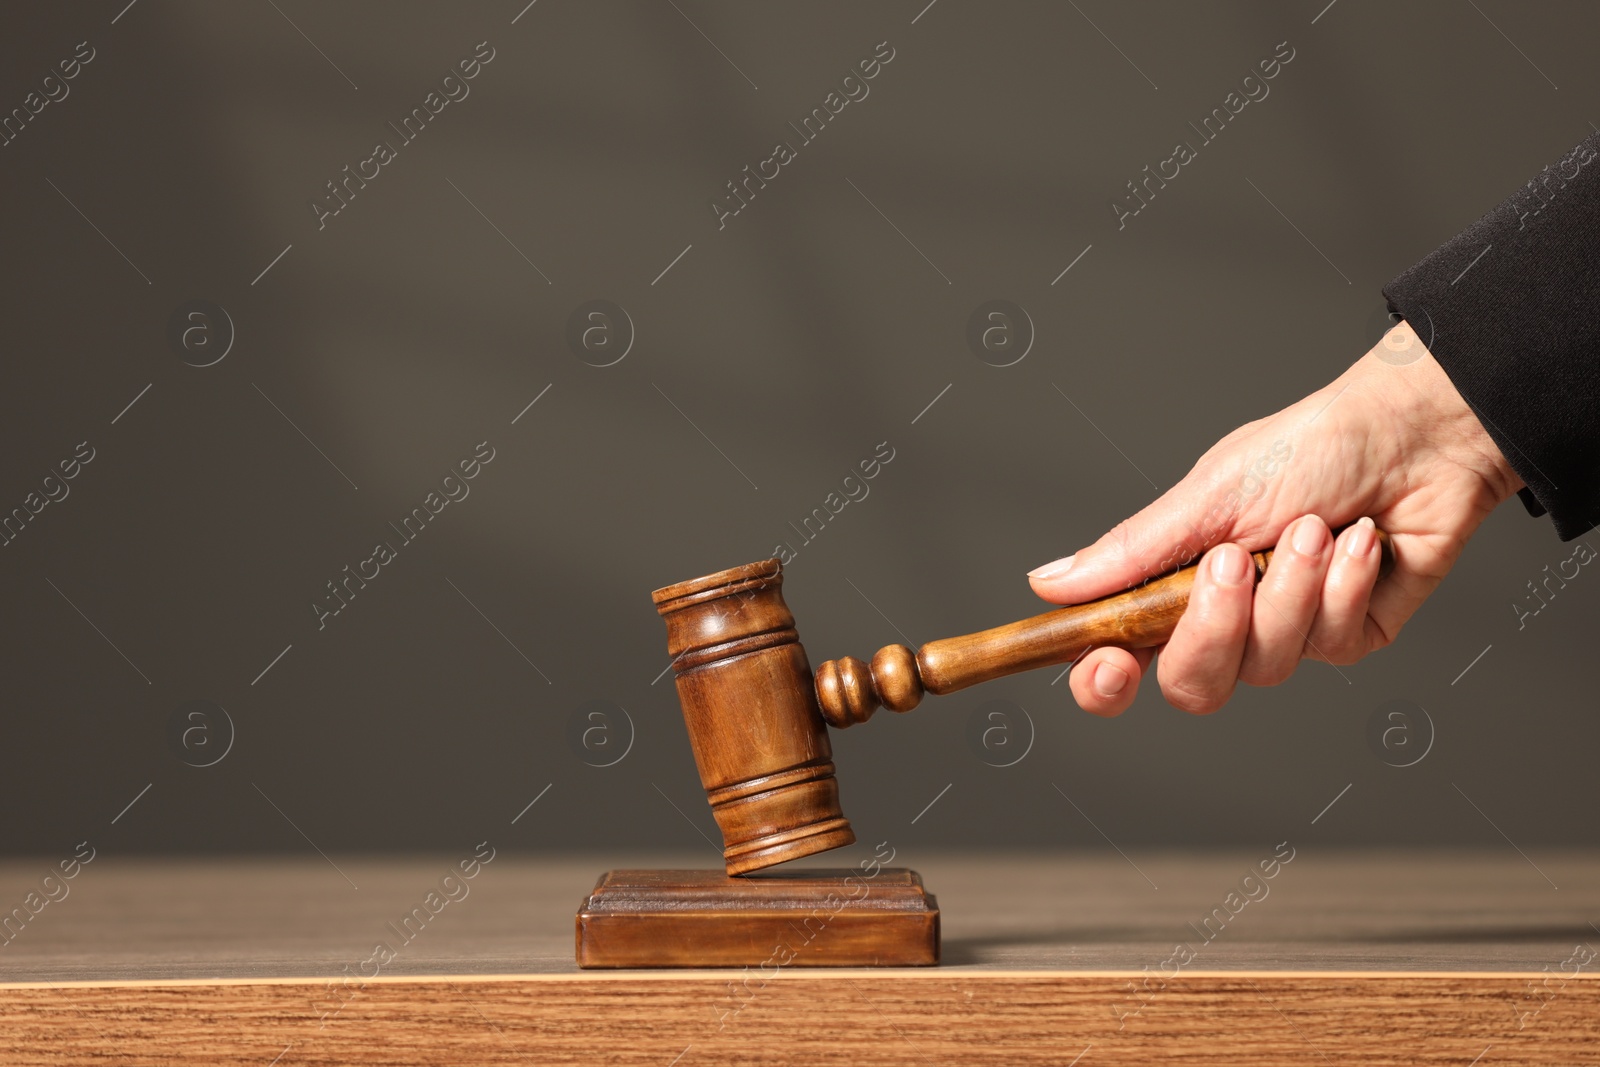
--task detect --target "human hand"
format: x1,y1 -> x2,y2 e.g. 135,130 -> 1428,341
1028,321 -> 1523,716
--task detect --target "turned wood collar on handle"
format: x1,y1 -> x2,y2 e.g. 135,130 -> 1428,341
814,526 -> 1394,727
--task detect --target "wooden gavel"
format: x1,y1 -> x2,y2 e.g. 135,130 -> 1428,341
655,527 -> 1392,874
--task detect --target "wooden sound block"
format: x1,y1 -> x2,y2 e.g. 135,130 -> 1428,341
575,868 -> 939,968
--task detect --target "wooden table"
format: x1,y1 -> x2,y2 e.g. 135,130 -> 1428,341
3,850 -> 1597,1064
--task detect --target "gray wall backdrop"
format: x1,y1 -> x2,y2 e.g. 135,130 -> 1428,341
2,0 -> 1595,860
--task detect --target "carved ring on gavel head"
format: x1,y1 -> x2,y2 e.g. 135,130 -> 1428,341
652,560 -> 855,877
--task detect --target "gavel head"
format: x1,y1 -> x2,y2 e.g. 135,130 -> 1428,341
653,559 -> 856,876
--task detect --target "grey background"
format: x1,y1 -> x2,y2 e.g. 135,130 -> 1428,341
2,0 -> 1595,862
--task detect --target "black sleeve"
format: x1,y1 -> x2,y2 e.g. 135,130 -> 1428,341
1383,131 -> 1600,541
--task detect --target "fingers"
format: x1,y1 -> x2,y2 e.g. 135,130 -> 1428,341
1028,512 -> 1198,607
1155,543 -> 1257,714
1069,646 -> 1155,717
1062,517 -> 1387,717
1304,517 -> 1383,665
1238,515 -> 1333,686
1029,467 -> 1262,608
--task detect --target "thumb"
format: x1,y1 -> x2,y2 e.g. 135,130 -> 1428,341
1029,463 -> 1279,605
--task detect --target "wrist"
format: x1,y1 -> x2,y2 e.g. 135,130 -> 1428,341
1363,319 -> 1525,504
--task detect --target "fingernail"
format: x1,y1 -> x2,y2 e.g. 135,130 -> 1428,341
1210,544 -> 1250,585
1291,516 -> 1326,558
1348,517 -> 1376,558
1028,555 -> 1075,580
1093,662 -> 1128,698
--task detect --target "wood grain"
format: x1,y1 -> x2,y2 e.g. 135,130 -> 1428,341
2,851 -> 1596,1064
575,868 -> 939,967
816,528 -> 1394,727
2,971 -> 1596,1065
653,559 -> 855,874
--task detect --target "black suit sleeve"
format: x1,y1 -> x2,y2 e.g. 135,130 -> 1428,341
1383,132 -> 1600,541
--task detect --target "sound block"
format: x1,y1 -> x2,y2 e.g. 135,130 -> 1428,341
575,868 -> 939,968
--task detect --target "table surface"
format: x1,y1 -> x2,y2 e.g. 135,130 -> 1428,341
3,847 -> 1595,983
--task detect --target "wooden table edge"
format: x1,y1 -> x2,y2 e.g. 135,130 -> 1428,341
5,968 -> 1597,990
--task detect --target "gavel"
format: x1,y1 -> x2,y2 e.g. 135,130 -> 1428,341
654,528 -> 1393,875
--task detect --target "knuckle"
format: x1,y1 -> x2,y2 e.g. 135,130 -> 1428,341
1319,639 -> 1363,666
1273,561 -> 1325,598
1235,667 -> 1269,688
1367,620 -> 1397,650
1192,593 -> 1253,638
1161,676 -> 1228,715
1238,658 -> 1292,688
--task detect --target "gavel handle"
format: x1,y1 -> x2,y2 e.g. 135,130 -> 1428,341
815,527 -> 1394,728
